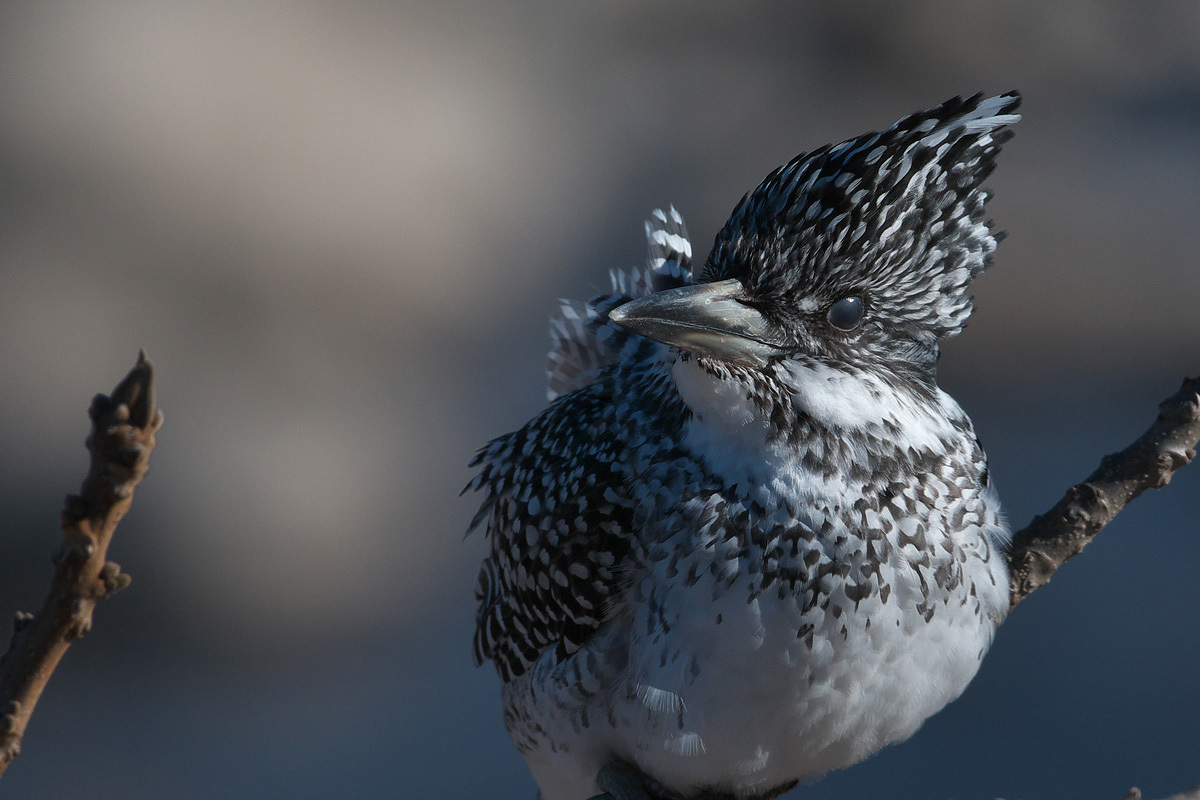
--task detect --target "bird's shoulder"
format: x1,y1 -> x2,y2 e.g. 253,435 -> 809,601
467,363 -> 688,681
470,206 -> 697,682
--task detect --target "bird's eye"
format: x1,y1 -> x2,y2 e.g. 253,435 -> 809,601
826,296 -> 864,331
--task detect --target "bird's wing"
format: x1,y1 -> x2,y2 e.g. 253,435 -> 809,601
467,377 -> 639,681
546,207 -> 693,400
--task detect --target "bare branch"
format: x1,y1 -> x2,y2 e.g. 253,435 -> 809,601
1007,376 -> 1200,610
0,352 -> 163,777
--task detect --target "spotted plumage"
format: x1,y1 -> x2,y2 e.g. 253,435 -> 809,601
467,92 -> 1020,800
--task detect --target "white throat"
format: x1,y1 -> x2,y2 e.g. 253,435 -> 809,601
671,357 -> 963,481
778,360 -> 958,451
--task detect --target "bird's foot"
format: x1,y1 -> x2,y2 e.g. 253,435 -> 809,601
585,761 -> 799,800
586,761 -> 656,800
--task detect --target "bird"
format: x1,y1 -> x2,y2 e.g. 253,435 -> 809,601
465,92 -> 1021,800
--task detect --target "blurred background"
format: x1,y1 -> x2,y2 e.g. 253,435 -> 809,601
1,2 -> 1198,798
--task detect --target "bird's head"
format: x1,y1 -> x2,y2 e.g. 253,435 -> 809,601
609,92 -> 1021,387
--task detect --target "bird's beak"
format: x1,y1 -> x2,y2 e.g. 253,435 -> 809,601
607,278 -> 784,366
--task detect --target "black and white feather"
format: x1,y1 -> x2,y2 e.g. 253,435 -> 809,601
476,206 -> 694,680
546,207 -> 694,400
708,91 -> 1019,378
468,93 -> 1022,800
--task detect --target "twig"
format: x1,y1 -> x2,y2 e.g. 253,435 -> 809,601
1007,376 -> 1200,610
0,352 -> 162,777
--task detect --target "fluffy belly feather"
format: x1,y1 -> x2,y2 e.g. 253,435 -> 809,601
506,540 -> 1007,800
613,553 -> 1004,795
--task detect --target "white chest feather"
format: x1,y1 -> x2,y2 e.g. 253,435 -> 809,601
509,357 -> 1008,800
671,356 -> 960,488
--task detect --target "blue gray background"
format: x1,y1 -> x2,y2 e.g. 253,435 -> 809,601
1,3 -> 1198,799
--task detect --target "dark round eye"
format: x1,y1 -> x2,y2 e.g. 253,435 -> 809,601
826,296 -> 864,331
